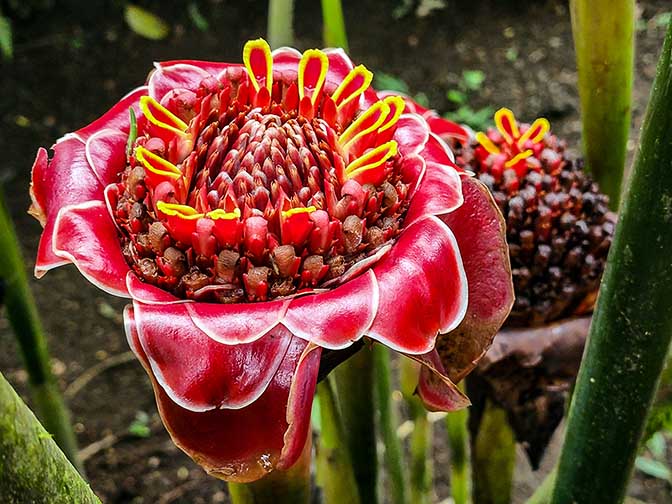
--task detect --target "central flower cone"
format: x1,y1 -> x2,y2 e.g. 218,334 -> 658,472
29,39 -> 514,482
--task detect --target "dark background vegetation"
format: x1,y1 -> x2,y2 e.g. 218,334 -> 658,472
0,1 -> 670,502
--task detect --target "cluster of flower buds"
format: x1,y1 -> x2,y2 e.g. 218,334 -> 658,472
112,40 -> 414,304
450,108 -> 616,326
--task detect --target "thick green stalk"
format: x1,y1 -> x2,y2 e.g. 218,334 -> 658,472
551,19 -> 672,504
316,377 -> 361,504
446,382 -> 470,504
228,437 -> 311,504
400,358 -> 432,504
267,0 -> 294,49
0,189 -> 81,470
320,0 -> 348,51
570,0 -> 634,207
472,401 -> 515,504
373,345 -> 408,504
333,348 -> 377,502
0,372 -> 99,503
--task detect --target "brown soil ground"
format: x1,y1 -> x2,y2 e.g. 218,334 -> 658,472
1,0 -> 671,502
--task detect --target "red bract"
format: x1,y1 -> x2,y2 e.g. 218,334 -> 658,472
30,39 -> 513,482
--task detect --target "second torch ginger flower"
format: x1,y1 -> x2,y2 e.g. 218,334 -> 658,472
29,39 -> 513,481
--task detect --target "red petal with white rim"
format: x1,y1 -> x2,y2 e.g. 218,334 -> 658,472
404,161 -> 463,227
149,63 -> 212,101
277,343 -> 321,469
420,133 -> 457,165
52,201 -> 130,297
283,270 -> 379,349
125,307 -> 319,483
408,350 -> 471,411
437,176 -> 514,382
186,298 -> 290,344
271,47 -> 302,81
85,129 -> 128,185
426,115 -> 470,143
133,301 -> 292,411
126,271 -> 185,304
393,114 -> 430,156
158,59 -> 235,77
32,136 -> 105,277
75,86 -> 148,140
368,215 -> 468,354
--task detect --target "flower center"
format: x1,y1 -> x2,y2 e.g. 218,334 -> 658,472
113,40 -> 412,303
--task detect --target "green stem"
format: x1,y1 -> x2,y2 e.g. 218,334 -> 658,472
0,372 -> 99,502
526,468 -> 556,504
0,189 -> 81,471
446,382 -> 470,504
570,0 -> 634,207
320,0 -> 349,51
472,401 -> 515,504
400,358 -> 432,504
551,19 -> 672,504
267,0 -> 294,49
316,377 -> 361,504
228,437 -> 311,504
333,348 -> 377,502
373,345 -> 408,504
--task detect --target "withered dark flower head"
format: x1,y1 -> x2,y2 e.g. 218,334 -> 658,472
450,108 -> 616,327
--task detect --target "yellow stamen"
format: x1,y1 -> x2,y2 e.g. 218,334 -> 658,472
207,208 -> 241,220
339,100 -> 390,151
517,117 -> 551,147
476,132 -> 501,155
504,149 -> 534,168
136,146 -> 182,180
139,96 -> 188,136
345,141 -> 398,178
282,205 -> 317,218
494,107 -> 520,144
156,201 -> 203,220
378,96 -> 405,133
331,64 -> 373,110
243,38 -> 273,92
298,49 -> 329,105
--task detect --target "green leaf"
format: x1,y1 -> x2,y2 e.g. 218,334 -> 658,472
462,70 -> 485,91
505,47 -> 518,62
655,12 -> 672,28
646,431 -> 667,460
413,92 -> 429,108
124,4 -> 170,41
187,2 -> 209,32
0,15 -> 13,61
373,71 -> 410,94
447,89 -> 467,104
635,457 -> 671,481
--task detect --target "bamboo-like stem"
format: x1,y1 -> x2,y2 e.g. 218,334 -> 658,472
267,0 -> 294,49
228,437 -> 311,504
526,468 -> 556,504
320,0 -> 349,51
400,358 -> 432,504
316,377 -> 361,504
373,345 -> 408,504
0,372 -> 99,502
472,401 -> 515,504
333,348 -> 377,502
551,19 -> 672,504
0,189 -> 81,471
446,382 -> 470,504
570,0 -> 635,207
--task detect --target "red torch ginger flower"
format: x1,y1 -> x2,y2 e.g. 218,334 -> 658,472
29,39 -> 513,482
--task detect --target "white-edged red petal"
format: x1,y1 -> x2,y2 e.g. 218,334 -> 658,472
404,161 -> 464,226
271,47 -> 302,82
393,113 -> 430,156
51,201 -> 130,297
85,129 -> 128,185
186,298 -> 290,344
149,63 -> 212,102
407,350 -> 471,411
283,269 -> 379,349
368,215 -> 468,354
75,86 -> 148,140
133,301 -> 292,411
32,137 -> 106,277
